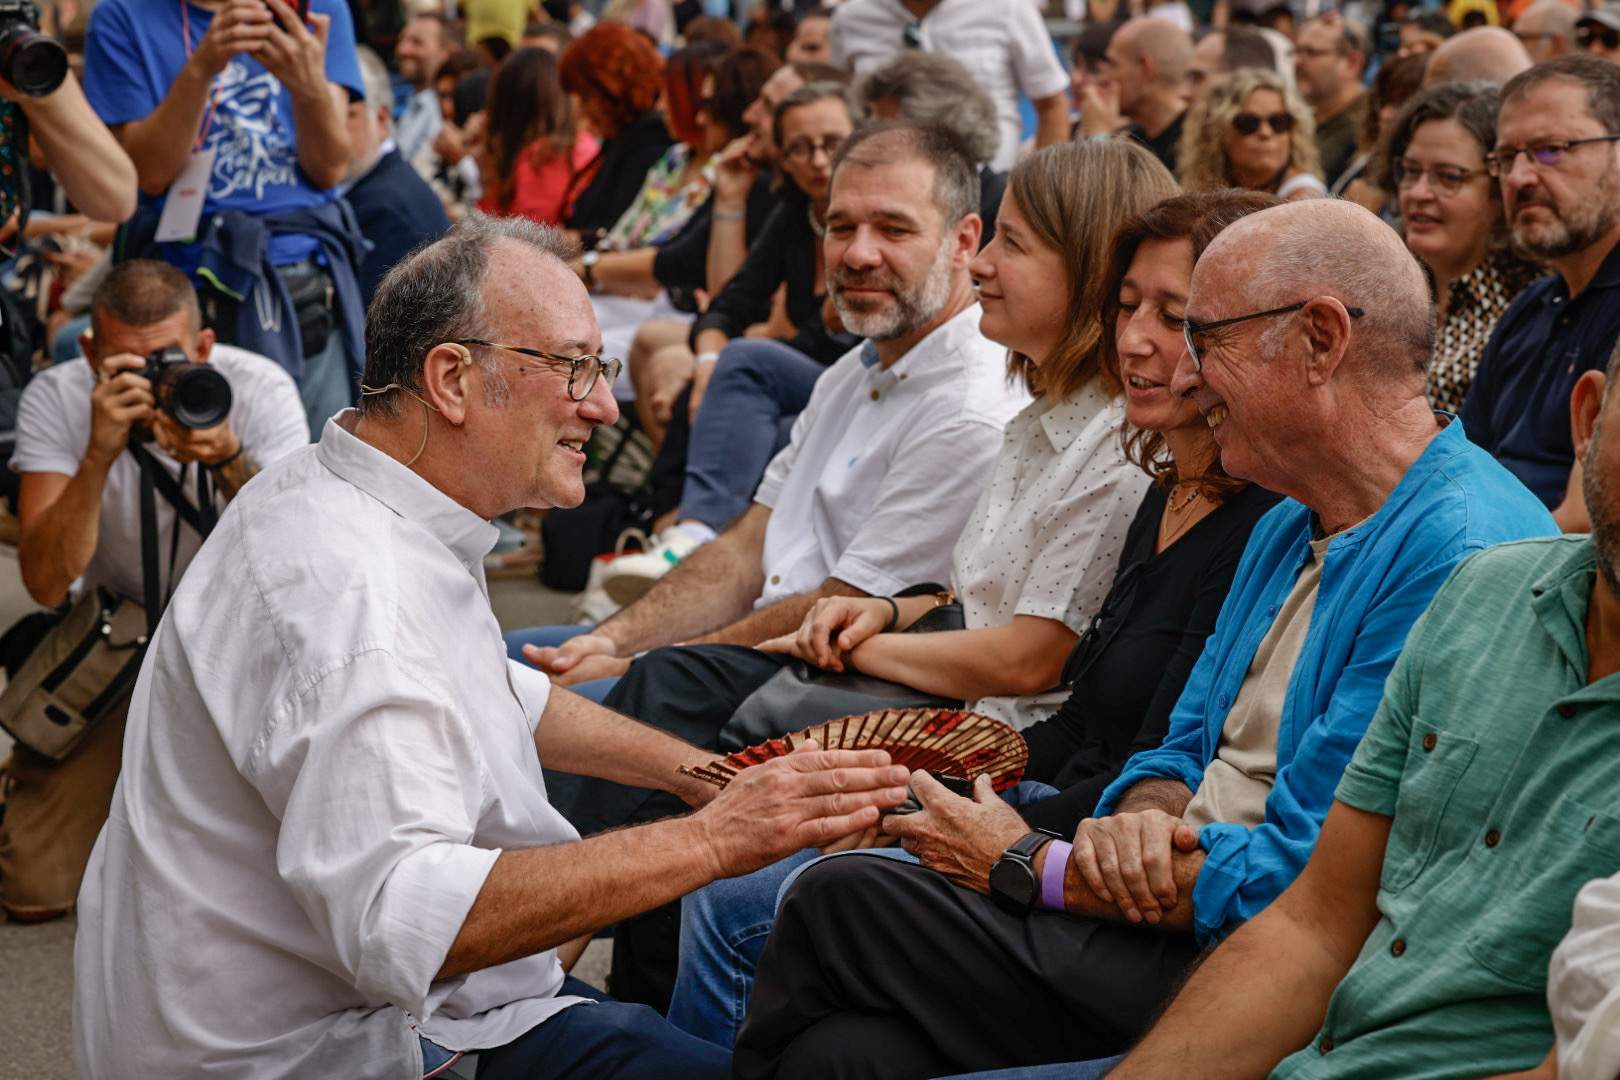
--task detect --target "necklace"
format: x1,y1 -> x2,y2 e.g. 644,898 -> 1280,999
1158,484 -> 1205,549
1166,483 -> 1201,514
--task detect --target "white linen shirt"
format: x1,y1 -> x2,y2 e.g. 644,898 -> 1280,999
73,414 -> 587,1079
754,304 -> 1030,607
829,0 -> 1069,172
952,385 -> 1150,730
1549,871 -> 1620,1080
10,345 -> 310,602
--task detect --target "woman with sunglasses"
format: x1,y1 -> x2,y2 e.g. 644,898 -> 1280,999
1179,67 -> 1326,201
661,187 -> 1284,1052
1379,81 -> 1540,413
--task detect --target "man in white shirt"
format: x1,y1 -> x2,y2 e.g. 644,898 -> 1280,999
72,215 -> 912,1079
3,259 -> 308,921
829,0 -> 1070,172
516,122 -> 1030,697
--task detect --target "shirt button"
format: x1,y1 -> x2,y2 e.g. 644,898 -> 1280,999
870,389 -> 880,401
1485,829 -> 1502,848
1320,1037 -> 1335,1055
1390,938 -> 1407,957
1217,694 -> 1230,709
770,575 -> 781,585
1422,732 -> 1437,752
1558,703 -> 1577,718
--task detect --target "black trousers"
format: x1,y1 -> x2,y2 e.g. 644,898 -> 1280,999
733,853 -> 1204,1080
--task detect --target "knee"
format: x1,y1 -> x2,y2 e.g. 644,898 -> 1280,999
716,338 -> 783,384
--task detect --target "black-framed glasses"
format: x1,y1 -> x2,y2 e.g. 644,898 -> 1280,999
781,135 -> 844,164
1579,24 -> 1620,50
1484,134 -> 1620,177
1181,299 -> 1366,372
456,339 -> 622,401
902,19 -> 923,48
1232,111 -> 1293,136
1393,158 -> 1484,195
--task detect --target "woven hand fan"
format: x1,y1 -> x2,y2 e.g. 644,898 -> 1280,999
678,707 -> 1027,793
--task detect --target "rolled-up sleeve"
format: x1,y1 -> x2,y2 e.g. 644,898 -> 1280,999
245,650 -> 498,1020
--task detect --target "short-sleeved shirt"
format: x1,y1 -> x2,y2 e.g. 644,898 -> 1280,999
1460,238 -> 1620,508
830,0 -> 1068,172
1274,536 -> 1620,1080
10,346 -> 309,603
83,0 -> 364,265
754,305 -> 1031,607
950,386 -> 1150,730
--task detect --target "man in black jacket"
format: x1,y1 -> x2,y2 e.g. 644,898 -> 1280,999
343,48 -> 451,311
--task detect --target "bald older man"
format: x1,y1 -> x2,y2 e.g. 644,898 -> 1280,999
729,200 -> 1555,1080
1516,0 -> 1578,64
1076,16 -> 1192,171
1423,25 -> 1534,84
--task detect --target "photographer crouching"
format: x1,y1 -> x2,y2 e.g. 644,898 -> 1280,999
0,259 -> 307,921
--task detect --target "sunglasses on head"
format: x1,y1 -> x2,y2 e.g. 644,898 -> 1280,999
1232,111 -> 1294,136
1580,23 -> 1620,50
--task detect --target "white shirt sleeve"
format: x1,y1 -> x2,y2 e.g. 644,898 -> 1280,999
753,406 -> 811,511
244,650 -> 500,1021
1013,455 -> 1148,632
829,416 -> 1005,597
1552,872 -> 1620,1080
11,369 -> 89,477
233,360 -> 313,467
1006,1 -> 1070,101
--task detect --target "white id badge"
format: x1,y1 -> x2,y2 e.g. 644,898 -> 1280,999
154,146 -> 216,243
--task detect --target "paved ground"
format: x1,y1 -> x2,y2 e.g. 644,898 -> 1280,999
0,552 -> 603,1078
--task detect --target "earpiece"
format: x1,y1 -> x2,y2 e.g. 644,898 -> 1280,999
446,342 -> 474,366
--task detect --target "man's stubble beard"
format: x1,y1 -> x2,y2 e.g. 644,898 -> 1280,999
1585,412 -> 1620,597
831,233 -> 956,343
1512,166 -> 1620,261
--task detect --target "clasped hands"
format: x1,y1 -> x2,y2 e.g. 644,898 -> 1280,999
756,595 -> 894,670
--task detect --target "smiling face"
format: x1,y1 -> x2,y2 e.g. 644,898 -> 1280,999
968,192 -> 1067,364
1224,88 -> 1293,188
1497,78 -> 1620,262
1398,117 -> 1495,273
1116,237 -> 1204,437
397,17 -> 449,89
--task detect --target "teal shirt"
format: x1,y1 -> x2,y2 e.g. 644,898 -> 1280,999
1275,535 -> 1620,1079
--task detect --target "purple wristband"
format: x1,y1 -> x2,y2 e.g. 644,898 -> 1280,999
1039,839 -> 1072,911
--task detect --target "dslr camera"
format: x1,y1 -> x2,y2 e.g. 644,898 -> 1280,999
142,346 -> 233,431
0,0 -> 65,98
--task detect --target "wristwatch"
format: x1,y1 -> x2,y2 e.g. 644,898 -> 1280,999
989,829 -> 1062,916
580,249 -> 601,291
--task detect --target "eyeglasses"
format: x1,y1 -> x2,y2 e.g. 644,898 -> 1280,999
1484,134 -> 1620,177
1579,24 -> 1620,50
1293,43 -> 1342,59
1393,158 -> 1484,195
781,135 -> 844,164
456,339 -> 622,401
1181,299 -> 1366,372
1232,111 -> 1294,136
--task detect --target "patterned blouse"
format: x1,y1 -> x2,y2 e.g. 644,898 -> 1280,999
1427,251 -> 1542,414
600,142 -> 715,252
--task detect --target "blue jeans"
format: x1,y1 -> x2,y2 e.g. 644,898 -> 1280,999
421,975 -> 728,1079
681,338 -> 824,532
503,624 -> 618,703
936,1056 -> 1124,1079
667,782 -> 1061,1048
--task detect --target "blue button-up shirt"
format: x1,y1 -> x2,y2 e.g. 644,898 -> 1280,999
1096,420 -> 1557,945
1460,238 -> 1620,508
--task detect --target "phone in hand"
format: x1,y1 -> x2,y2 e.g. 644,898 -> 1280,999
267,0 -> 311,22
890,771 -> 975,815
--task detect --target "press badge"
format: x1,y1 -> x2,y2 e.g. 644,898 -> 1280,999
154,145 -> 216,243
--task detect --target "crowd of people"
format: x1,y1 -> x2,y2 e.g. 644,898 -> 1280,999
6,0 -> 1620,1077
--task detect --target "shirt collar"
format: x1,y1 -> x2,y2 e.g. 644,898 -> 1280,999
1530,537 -> 1599,682
1310,416 -> 1465,554
1037,382 -> 1114,453
863,303 -> 986,391
1545,235 -> 1620,303
315,411 -> 500,567
336,138 -> 396,196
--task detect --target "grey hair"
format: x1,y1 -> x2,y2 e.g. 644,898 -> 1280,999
830,121 -> 980,227
850,53 -> 1000,166
359,215 -> 578,418
1502,54 -> 1620,136
356,45 -> 394,114
1239,203 -> 1434,378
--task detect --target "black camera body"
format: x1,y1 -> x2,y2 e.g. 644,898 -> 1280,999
0,0 -> 65,98
142,346 -> 233,431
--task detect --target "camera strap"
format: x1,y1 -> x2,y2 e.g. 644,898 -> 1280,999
129,441 -> 217,637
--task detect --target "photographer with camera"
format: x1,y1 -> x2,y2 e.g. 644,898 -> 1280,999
0,259 -> 307,921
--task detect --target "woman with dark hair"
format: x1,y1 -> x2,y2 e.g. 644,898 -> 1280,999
476,47 -> 599,226
559,22 -> 675,238
1379,81 -> 1539,412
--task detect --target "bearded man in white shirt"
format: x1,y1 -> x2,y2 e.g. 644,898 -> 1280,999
71,215 -> 913,1080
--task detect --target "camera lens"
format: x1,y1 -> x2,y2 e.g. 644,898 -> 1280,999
0,26 -> 65,97
161,365 -> 233,430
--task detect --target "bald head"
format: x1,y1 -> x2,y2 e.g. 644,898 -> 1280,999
1117,16 -> 1195,87
1197,199 -> 1433,380
1423,27 -> 1533,85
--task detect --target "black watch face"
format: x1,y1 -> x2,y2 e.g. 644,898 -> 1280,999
990,858 -> 1037,910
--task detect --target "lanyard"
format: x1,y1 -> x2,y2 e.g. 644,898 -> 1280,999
179,0 -> 223,151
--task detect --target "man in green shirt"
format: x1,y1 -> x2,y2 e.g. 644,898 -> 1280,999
1108,354 -> 1620,1079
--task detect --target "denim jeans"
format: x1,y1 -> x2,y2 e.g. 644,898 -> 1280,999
667,782 -> 1062,1048
935,1055 -> 1124,1079
502,624 -> 618,703
681,338 -> 825,532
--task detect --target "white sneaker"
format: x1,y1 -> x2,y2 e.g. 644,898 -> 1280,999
600,526 -> 705,606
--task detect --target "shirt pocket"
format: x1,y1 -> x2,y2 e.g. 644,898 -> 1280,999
1464,794 -> 1620,992
1379,725 -> 1479,895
